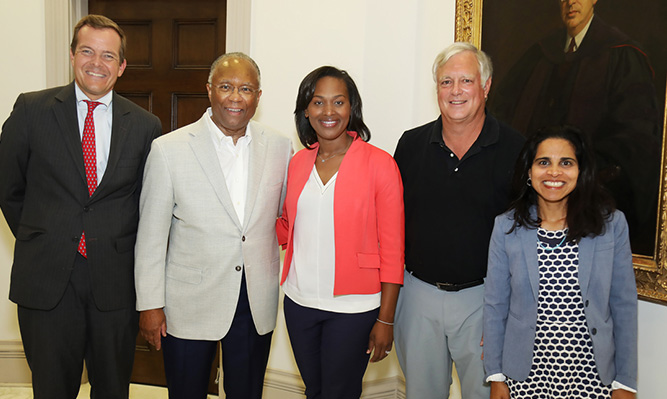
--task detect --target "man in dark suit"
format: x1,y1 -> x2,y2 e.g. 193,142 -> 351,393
0,15 -> 161,398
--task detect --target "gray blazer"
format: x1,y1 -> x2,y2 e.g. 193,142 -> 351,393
134,114 -> 292,340
483,208 -> 638,389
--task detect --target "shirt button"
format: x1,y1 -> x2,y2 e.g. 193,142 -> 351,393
450,153 -> 454,158
241,236 -> 246,242
454,167 -> 459,172
585,300 -> 589,307
235,265 -> 242,272
591,328 -> 597,335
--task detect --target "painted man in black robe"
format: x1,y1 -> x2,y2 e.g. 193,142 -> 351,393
490,0 -> 661,254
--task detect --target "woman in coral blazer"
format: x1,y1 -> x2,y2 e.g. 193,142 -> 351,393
276,66 -> 404,399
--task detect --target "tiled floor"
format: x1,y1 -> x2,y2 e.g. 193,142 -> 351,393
0,383 -> 219,398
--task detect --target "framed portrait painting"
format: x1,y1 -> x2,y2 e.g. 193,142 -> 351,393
455,0 -> 667,303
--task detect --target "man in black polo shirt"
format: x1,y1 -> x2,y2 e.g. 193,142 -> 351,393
393,42 -> 524,399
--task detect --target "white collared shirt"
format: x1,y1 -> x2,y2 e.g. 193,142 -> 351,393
75,84 -> 113,185
205,107 -> 251,224
564,14 -> 594,52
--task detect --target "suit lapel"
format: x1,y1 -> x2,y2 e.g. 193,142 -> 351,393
189,117 -> 242,230
53,83 -> 87,186
520,226 -> 540,301
95,93 -> 131,198
577,236 -> 595,298
243,122 -> 268,229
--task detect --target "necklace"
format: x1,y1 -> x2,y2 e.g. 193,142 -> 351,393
317,138 -> 352,162
317,151 -> 344,162
537,235 -> 567,251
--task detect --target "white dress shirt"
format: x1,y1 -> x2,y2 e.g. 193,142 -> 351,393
75,84 -> 113,186
564,14 -> 594,52
205,107 -> 251,224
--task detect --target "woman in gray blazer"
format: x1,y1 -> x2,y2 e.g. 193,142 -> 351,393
483,126 -> 637,399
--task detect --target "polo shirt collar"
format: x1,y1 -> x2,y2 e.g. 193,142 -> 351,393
429,110 -> 500,148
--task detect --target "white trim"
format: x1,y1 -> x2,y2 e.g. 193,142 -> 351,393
44,0 -> 73,87
0,342 -> 405,399
226,0 -> 251,53
0,340 -> 31,384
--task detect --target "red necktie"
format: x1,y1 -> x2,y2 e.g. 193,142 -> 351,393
566,38 -> 576,53
78,100 -> 102,258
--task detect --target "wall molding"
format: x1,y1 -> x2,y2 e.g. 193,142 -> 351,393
263,369 -> 405,399
0,340 -> 31,385
225,0 -> 251,53
0,346 -> 405,399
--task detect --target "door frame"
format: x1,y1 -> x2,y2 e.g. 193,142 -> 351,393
46,0 -> 250,87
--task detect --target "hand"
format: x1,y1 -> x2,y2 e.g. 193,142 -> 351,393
611,389 -> 636,399
490,381 -> 510,399
366,321 -> 393,363
480,335 -> 484,360
139,308 -> 167,350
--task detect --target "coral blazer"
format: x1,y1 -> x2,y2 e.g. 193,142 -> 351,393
277,132 -> 404,295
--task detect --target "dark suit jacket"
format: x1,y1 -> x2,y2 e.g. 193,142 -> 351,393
0,82 -> 161,311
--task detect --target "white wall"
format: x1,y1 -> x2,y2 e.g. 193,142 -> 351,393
0,1 -> 666,398
249,0 -> 455,391
249,0 -> 448,155
0,0 -> 46,342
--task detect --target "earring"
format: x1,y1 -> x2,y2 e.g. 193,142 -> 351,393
527,177 -> 532,187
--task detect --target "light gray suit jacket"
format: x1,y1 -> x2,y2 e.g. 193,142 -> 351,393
483,209 -> 638,389
134,114 -> 292,340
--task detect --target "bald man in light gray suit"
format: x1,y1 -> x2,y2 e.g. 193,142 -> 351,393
134,52 -> 292,399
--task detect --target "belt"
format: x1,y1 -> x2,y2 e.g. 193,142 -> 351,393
409,270 -> 484,292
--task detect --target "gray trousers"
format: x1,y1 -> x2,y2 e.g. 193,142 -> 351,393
394,270 -> 489,399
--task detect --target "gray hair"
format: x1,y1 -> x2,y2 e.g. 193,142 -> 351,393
432,42 -> 493,87
208,52 -> 262,88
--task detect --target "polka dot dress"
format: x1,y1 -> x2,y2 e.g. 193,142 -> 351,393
506,228 -> 611,399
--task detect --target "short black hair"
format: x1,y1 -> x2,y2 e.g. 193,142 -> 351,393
294,66 -> 370,148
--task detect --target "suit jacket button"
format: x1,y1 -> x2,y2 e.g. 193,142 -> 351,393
72,236 -> 79,242
235,266 -> 242,272
585,300 -> 589,307
83,206 -> 90,212
591,328 -> 597,335
242,236 -> 246,242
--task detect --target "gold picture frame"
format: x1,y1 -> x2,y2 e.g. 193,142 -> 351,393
455,0 -> 667,303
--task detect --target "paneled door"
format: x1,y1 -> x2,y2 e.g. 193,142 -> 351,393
89,0 -> 226,392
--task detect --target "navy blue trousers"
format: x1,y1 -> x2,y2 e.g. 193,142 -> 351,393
283,296 -> 378,399
162,274 -> 272,399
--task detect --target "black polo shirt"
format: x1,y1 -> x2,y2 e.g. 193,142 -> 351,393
394,112 -> 524,284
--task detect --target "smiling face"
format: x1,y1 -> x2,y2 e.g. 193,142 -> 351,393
529,138 -> 580,208
70,25 -> 127,100
436,50 -> 490,126
206,57 -> 262,138
304,76 -> 351,145
560,0 -> 597,37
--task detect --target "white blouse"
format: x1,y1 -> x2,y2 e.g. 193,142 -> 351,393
283,165 -> 381,313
